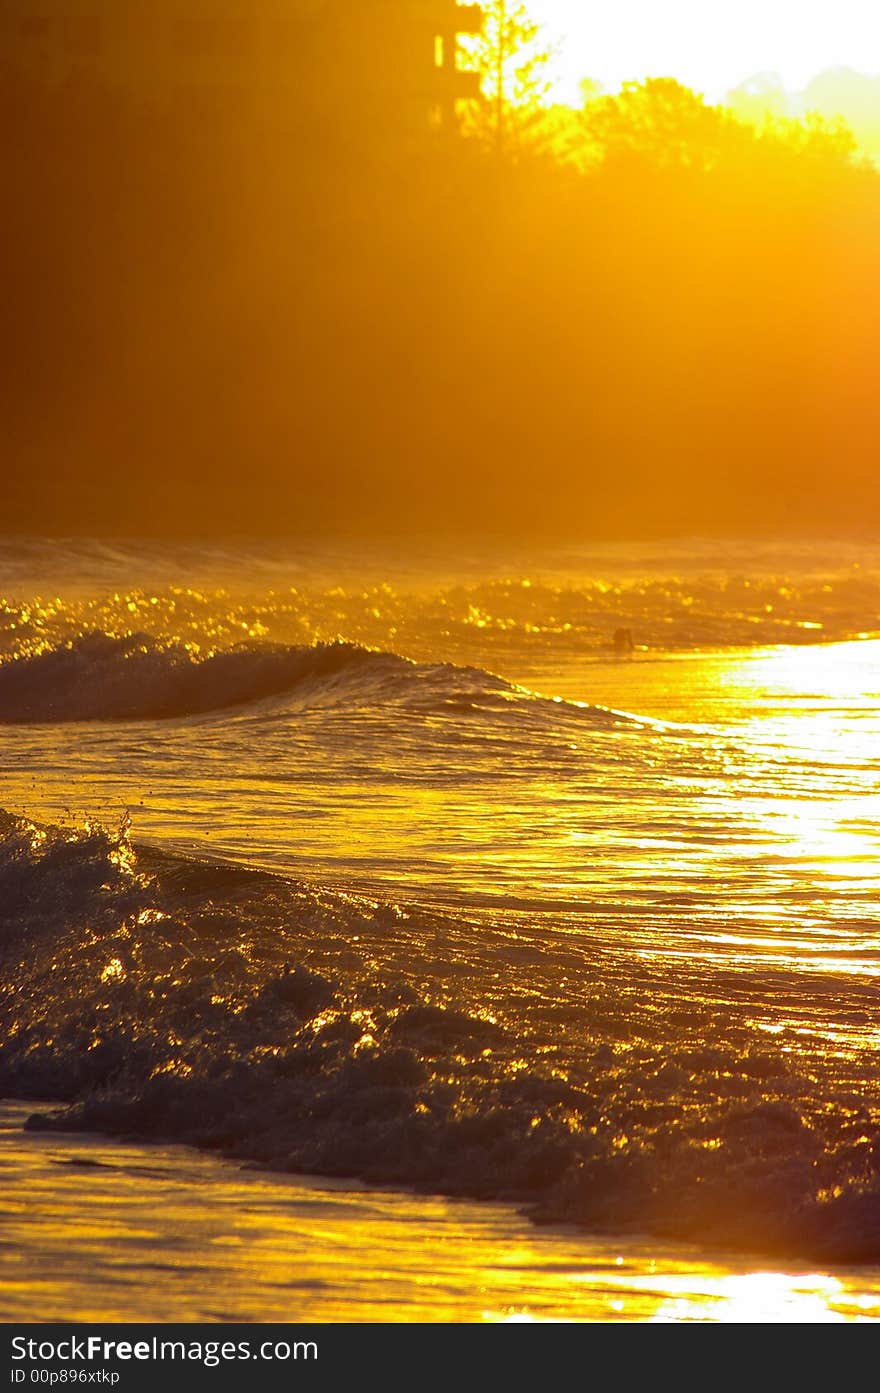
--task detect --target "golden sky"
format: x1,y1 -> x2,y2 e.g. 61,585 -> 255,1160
529,0 -> 880,102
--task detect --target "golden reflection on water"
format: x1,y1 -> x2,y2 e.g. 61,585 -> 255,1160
719,640 -> 880,709
643,1270 -> 870,1324
493,1269 -> 878,1323
3,1105 -> 879,1324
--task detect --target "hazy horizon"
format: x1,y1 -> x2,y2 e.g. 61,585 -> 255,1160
4,1 -> 880,542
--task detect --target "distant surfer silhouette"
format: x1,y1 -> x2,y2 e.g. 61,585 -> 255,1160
612,627 -> 634,653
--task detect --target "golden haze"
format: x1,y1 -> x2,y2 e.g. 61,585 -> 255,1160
2,0 -> 878,539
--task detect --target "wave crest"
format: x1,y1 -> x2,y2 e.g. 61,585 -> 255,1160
0,632 -> 640,729
0,634 -> 397,722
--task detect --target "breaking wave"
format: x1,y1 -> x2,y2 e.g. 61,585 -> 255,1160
3,810 -> 880,1265
0,633 -> 640,727
0,634 -> 402,722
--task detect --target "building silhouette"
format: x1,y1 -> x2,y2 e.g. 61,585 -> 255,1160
1,1 -> 482,126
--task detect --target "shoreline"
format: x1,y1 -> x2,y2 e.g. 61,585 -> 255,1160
4,1100 -> 879,1324
19,1083 -> 880,1274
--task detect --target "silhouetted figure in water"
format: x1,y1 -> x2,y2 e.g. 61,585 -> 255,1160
612,627 -> 634,653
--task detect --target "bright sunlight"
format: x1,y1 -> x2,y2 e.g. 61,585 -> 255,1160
530,0 -> 880,102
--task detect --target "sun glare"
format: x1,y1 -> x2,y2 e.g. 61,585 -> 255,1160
529,0 -> 880,104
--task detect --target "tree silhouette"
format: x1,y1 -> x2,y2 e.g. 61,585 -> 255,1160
578,77 -> 859,183
579,78 -> 750,172
461,0 -> 556,156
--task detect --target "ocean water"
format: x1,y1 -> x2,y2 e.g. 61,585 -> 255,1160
3,1101 -> 879,1323
1,535 -> 880,1317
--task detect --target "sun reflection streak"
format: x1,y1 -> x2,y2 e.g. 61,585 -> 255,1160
646,1270 -> 864,1324
483,1264 -> 880,1324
